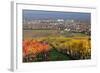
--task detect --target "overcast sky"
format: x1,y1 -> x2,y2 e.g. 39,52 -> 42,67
23,10 -> 91,22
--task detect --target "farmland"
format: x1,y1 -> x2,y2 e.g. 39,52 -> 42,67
23,29 -> 88,39
23,29 -> 91,62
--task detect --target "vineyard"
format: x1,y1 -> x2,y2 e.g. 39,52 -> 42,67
23,36 -> 91,62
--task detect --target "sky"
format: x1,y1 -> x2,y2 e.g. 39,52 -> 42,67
23,10 -> 91,22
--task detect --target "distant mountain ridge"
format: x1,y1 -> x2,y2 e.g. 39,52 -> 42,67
23,10 -> 91,23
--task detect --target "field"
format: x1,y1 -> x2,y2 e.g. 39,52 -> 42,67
23,30 -> 91,62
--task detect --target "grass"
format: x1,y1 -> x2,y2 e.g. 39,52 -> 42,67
36,49 -> 72,62
49,49 -> 72,61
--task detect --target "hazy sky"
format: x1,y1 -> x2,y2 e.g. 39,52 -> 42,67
23,10 -> 91,22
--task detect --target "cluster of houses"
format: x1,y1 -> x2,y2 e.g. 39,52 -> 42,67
23,19 -> 91,35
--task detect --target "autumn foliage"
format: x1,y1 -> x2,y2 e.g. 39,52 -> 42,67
23,36 -> 91,62
23,39 -> 50,57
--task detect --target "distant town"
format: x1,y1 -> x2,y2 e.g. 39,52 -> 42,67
23,19 -> 91,35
